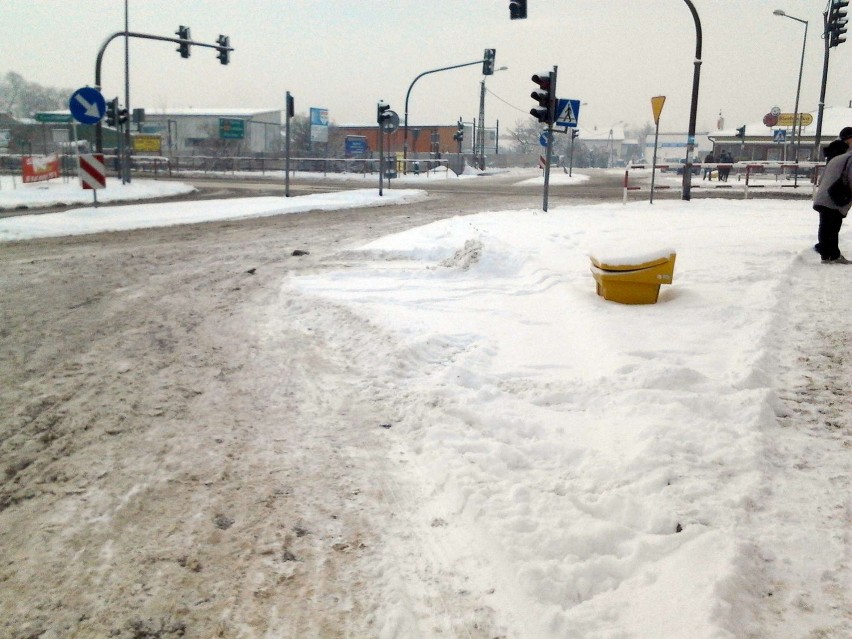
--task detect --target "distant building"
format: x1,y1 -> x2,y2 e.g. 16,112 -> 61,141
335,124 -> 467,156
641,131 -> 713,165
708,106 -> 852,162
140,108 -> 282,155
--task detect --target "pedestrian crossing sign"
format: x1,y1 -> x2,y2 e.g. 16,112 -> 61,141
555,99 -> 581,128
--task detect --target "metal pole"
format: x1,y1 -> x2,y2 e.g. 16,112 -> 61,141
478,79 -> 486,170
285,91 -> 291,197
814,9 -> 831,155
681,0 -> 703,201
650,120 -> 661,203
542,66 -> 557,212
123,0 -> 131,183
792,19 -> 808,186
94,30 -> 234,153
403,59 -> 484,173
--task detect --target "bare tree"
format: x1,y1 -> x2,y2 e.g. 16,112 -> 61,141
505,118 -> 543,154
0,72 -> 72,117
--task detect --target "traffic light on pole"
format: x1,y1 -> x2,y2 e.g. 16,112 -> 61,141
176,25 -> 190,58
377,102 -> 391,125
530,70 -> 556,124
509,0 -> 527,20
482,49 -> 496,75
572,129 -> 580,140
828,0 -> 848,47
106,97 -> 118,127
736,125 -> 746,140
454,119 -> 464,142
117,106 -> 129,127
217,35 -> 230,65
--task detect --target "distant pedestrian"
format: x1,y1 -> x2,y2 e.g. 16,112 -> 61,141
812,128 -> 852,264
702,152 -> 715,181
719,150 -> 733,182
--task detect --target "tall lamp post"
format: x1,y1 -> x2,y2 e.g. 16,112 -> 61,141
681,0 -> 702,201
773,9 -> 808,185
403,58 -> 485,173
477,65 -> 507,170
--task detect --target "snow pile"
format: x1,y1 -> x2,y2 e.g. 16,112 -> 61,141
0,188 -> 426,241
292,199 -> 843,637
0,176 -> 196,210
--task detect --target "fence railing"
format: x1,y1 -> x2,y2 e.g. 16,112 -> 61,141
624,161 -> 824,202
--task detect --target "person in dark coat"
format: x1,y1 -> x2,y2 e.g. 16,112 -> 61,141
812,128 -> 852,264
718,150 -> 733,182
702,152 -> 715,181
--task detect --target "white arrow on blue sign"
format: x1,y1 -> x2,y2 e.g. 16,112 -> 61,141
555,99 -> 581,128
69,87 -> 106,125
539,130 -> 552,147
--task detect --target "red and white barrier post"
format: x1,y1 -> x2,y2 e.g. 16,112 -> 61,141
78,153 -> 106,206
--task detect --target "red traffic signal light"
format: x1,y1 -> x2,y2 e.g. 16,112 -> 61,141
530,71 -> 556,124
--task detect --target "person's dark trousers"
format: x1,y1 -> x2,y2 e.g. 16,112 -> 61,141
814,205 -> 844,260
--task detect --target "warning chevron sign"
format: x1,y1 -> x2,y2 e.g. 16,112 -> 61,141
78,153 -> 106,190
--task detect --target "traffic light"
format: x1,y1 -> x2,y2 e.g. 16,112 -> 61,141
828,0 -> 848,47
377,102 -> 391,125
453,119 -> 464,142
176,25 -> 190,58
217,35 -> 230,65
530,70 -> 556,124
483,49 -> 496,75
117,106 -> 129,126
736,125 -> 746,140
571,129 -> 580,140
105,98 -> 118,127
509,0 -> 527,20
286,93 -> 295,119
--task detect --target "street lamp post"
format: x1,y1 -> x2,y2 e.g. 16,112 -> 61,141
681,0 -> 702,201
774,9 -> 808,186
403,58 -> 484,174
477,66 -> 507,170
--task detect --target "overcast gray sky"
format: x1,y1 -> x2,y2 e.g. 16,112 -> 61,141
2,1 -> 850,135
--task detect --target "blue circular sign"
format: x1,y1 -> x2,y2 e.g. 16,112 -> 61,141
539,131 -> 552,147
69,87 -> 106,125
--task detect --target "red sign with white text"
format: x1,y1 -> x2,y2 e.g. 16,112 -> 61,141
22,154 -> 60,183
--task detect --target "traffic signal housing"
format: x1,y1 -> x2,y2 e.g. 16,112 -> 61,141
117,106 -> 129,126
377,102 -> 391,125
453,119 -> 464,143
736,125 -> 746,140
217,35 -> 230,65
510,0 -> 527,20
828,0 -> 848,47
176,25 -> 190,58
530,70 -> 556,124
105,98 -> 118,127
483,49 -> 496,75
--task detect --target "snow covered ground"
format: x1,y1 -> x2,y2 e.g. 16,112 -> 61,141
1,174 -> 849,638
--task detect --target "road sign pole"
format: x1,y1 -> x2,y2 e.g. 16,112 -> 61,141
379,123 -> 384,197
541,66 -> 557,212
285,91 -> 292,197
